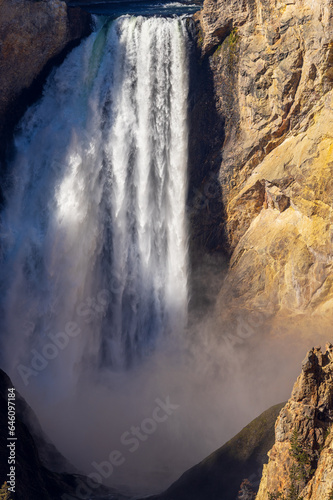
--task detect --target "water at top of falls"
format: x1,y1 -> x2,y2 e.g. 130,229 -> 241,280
0,15 -> 190,390
68,0 -> 202,18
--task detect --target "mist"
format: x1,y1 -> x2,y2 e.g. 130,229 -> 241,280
0,11 -> 331,499
6,286 -> 329,497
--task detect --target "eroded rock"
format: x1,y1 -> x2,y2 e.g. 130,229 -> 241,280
256,346 -> 333,500
264,182 -> 290,212
192,0 -> 333,260
216,90 -> 333,321
193,0 -> 333,323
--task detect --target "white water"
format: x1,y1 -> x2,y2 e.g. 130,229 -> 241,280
0,15 -> 322,497
0,17 -> 195,493
0,16 -> 189,385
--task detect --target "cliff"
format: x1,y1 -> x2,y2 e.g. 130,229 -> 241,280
256,345 -> 333,500
191,0 -> 333,326
0,0 -> 91,166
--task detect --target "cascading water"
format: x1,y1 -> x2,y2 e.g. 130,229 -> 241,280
0,14 -> 241,497
0,13 -> 297,497
0,16 -> 189,388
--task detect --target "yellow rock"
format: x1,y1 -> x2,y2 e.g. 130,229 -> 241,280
218,91 -> 333,323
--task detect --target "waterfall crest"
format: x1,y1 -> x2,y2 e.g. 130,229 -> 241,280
0,15 -> 189,384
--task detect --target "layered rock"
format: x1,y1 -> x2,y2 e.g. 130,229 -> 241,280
218,91 -> 333,320
191,0 -> 333,321
0,0 -> 91,164
256,345 -> 333,500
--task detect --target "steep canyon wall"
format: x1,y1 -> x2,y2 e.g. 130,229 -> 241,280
192,0 -> 333,328
256,345 -> 333,500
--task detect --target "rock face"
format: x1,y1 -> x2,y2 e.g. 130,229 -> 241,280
256,345 -> 333,500
218,94 -> 333,319
191,0 -> 333,322
0,0 -> 91,164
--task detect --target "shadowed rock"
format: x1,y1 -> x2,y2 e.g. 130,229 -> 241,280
148,403 -> 284,500
0,369 -> 126,500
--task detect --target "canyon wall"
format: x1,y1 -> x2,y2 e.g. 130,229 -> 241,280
0,0 -> 91,166
193,0 -> 333,327
191,1 -> 333,494
256,345 -> 333,500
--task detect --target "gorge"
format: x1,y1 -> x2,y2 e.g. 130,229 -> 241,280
0,0 -> 333,499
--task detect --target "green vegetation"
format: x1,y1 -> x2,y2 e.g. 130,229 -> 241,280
196,26 -> 204,49
165,403 -> 284,500
211,27 -> 240,65
268,429 -> 315,500
0,482 -> 12,500
227,27 -> 239,69
289,428 -> 313,483
229,27 -> 239,48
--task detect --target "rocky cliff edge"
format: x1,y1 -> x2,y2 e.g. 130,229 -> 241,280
256,344 -> 333,500
193,0 -> 333,326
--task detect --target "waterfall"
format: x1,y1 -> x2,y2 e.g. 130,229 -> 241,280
0,15 -> 189,388
0,16 -> 288,497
